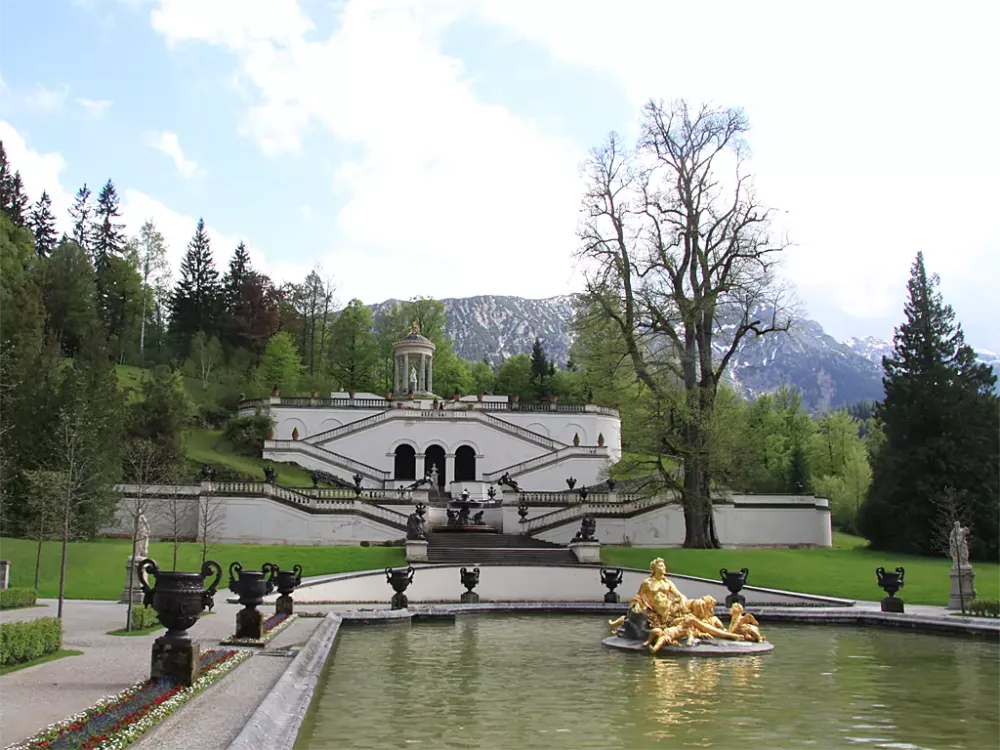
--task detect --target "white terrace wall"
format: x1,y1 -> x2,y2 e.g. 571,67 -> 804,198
529,495 -> 832,548
101,486 -> 201,540
217,495 -> 399,545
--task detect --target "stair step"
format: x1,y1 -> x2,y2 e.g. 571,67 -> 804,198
426,533 -> 564,550
426,549 -> 578,565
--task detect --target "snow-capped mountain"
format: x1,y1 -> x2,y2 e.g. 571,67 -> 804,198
371,294 -> 995,412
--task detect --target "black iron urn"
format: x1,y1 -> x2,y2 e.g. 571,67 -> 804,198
460,567 -> 481,603
876,566 -> 905,613
600,567 -> 624,603
228,561 -> 278,638
720,567 -> 750,607
385,565 -> 415,609
275,564 -> 303,615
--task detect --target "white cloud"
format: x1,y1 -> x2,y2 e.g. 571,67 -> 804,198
148,0 -> 586,302
298,204 -> 311,219
145,130 -> 207,179
76,97 -> 113,118
0,120 -> 73,226
23,84 -> 70,115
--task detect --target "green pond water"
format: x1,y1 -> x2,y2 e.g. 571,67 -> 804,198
296,614 -> 999,749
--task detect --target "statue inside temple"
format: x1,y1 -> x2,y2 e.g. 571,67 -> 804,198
605,557 -> 771,655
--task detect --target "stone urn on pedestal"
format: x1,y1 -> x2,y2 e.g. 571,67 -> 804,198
274,565 -> 303,615
137,558 -> 222,686
460,567 -> 481,603
720,567 -> 750,607
600,567 -> 624,603
229,561 -> 278,638
876,566 -> 905,613
385,565 -> 415,610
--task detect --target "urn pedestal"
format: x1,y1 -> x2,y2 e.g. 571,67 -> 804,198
876,566 -> 905,613
720,568 -> 750,608
275,566 -> 303,615
151,637 -> 200,686
948,566 -> 977,610
229,562 -> 277,639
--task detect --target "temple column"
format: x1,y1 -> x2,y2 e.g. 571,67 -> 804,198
427,356 -> 433,394
445,453 -> 455,486
403,352 -> 410,392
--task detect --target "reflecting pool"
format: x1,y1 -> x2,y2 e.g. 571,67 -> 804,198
296,615 -> 999,749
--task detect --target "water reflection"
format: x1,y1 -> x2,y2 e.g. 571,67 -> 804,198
299,616 -> 999,750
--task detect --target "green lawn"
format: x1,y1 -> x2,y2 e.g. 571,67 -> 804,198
184,428 -> 315,487
0,538 -> 405,600
601,533 -> 1000,606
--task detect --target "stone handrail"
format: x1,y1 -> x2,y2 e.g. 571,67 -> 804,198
265,440 -> 391,482
239,397 -> 618,417
308,410 -> 391,444
478,412 -> 560,450
520,495 -> 666,535
513,490 -> 637,505
483,445 -> 608,482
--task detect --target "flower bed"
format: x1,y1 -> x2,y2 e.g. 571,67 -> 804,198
220,612 -> 298,646
7,648 -> 250,750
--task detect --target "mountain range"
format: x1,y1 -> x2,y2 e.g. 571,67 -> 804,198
371,295 -> 997,412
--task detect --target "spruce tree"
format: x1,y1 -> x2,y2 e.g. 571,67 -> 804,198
858,253 -> 999,559
92,179 -> 125,265
169,218 -> 222,356
0,141 -> 12,212
222,241 -> 253,308
30,191 -> 59,257
529,337 -> 551,401
68,184 -> 94,254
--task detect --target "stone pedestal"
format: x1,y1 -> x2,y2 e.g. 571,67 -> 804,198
604,591 -> 620,604
405,539 -> 429,563
120,556 -> 154,604
460,591 -> 480,604
236,608 -> 264,639
151,636 -> 200,687
725,593 -> 746,608
0,559 -> 9,589
276,594 -> 294,615
880,596 -> 904,613
948,567 -> 977,610
568,541 -> 601,564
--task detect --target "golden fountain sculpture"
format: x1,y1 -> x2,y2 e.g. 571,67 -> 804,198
603,558 -> 773,656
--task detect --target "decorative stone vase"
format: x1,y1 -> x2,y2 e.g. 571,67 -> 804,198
268,430 -> 275,440
460,566 -> 480,603
600,567 -> 624,603
385,566 -> 415,610
454,391 -> 461,400
349,391 -> 356,399
311,389 -> 318,398
598,433 -> 605,447
517,504 -> 529,522
720,567 -> 750,607
385,391 -> 392,401
138,558 -> 222,639
477,393 -> 484,402
573,433 -> 580,446
228,561 -> 278,638
275,565 -> 303,615
512,394 -> 519,405
876,566 -> 905,613
566,477 -> 577,490
272,385 -> 280,397
137,558 -> 222,686
408,391 -> 415,400
397,401 -> 404,409
550,395 -> 558,404
292,427 -> 299,440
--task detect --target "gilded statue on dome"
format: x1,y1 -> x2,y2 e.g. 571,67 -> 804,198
603,557 -> 773,656
410,320 -> 421,335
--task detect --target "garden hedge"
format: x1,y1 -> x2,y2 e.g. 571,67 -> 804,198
130,605 -> 160,630
0,587 -> 37,610
967,598 -> 1000,618
0,617 -> 62,667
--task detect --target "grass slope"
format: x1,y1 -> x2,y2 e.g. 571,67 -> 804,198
0,538 -> 405,600
601,533 -> 1000,606
184,428 -> 314,487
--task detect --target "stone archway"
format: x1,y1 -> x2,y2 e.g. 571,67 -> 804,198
394,444 -> 416,480
455,445 -> 476,482
424,444 -> 446,489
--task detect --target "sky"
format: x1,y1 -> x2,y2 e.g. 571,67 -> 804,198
1,0 -> 997,348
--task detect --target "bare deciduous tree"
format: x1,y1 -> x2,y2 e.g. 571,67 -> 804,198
163,470 -> 191,571
23,470 -> 65,591
197,488 -> 226,567
121,438 -> 166,630
578,99 -> 792,548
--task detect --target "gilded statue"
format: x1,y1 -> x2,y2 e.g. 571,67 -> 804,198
607,557 -> 768,653
410,320 -> 421,335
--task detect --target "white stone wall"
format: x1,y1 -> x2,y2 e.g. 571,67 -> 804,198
530,496 -> 832,548
217,496 -> 399,545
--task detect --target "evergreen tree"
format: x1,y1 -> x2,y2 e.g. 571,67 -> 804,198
529,337 -> 552,401
0,141 -> 13,213
169,218 -> 222,355
91,179 -> 126,265
29,191 -> 58,257
222,241 -> 253,308
858,253 -> 999,559
5,172 -> 30,226
68,184 -> 94,254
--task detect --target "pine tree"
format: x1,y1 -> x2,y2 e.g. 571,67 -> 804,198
30,191 -> 58,257
222,241 -> 253,307
92,179 -> 125,265
7,173 -> 30,225
169,218 -> 222,356
68,184 -> 94,254
858,253 -> 999,559
0,141 -> 13,212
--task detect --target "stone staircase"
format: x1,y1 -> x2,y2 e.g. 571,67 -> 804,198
425,531 -> 578,565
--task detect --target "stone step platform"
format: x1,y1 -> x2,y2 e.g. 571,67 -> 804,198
425,532 -> 564,550
425,548 -> 578,565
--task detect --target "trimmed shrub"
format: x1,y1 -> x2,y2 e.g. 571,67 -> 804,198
0,588 -> 38,610
967,599 -> 1000,618
0,617 -> 62,667
130,605 -> 161,630
223,411 -> 274,456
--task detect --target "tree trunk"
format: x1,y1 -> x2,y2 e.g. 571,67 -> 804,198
172,538 -> 179,571
126,513 -> 138,631
58,503 -> 69,619
34,532 -> 43,591
680,394 -> 721,549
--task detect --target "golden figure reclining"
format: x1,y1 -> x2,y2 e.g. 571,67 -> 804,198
608,557 -> 766,653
